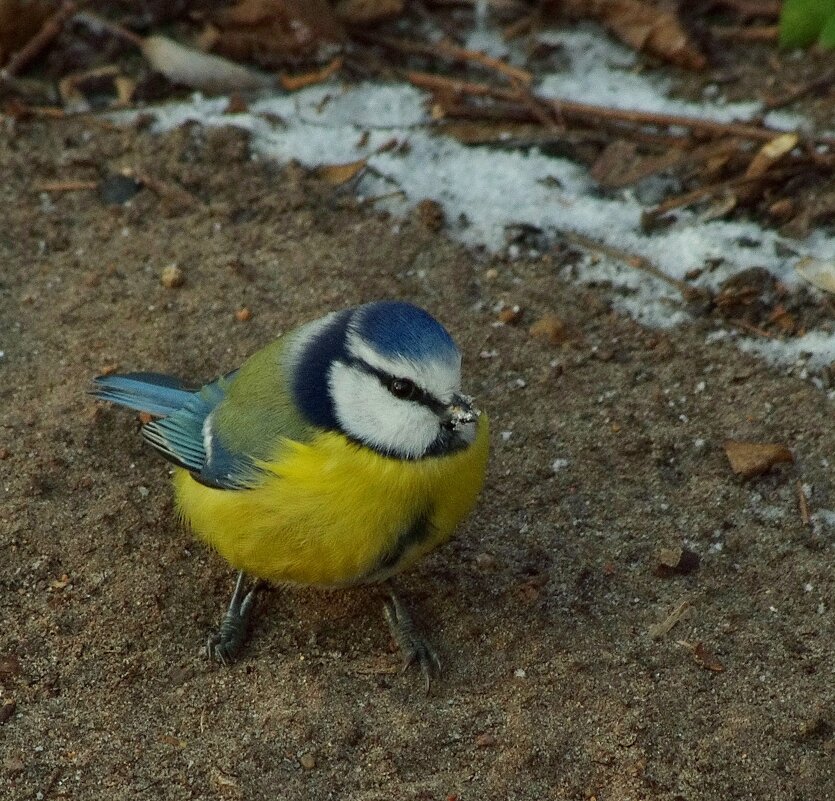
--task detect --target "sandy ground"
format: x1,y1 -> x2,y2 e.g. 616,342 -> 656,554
1,114 -> 834,801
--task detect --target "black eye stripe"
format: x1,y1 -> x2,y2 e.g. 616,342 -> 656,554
346,358 -> 446,414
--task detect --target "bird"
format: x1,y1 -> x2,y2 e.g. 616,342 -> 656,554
91,300 -> 489,689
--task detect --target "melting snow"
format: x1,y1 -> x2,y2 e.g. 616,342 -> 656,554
114,25 -> 835,379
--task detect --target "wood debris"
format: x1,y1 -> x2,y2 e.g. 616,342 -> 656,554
529,314 -> 570,345
654,546 -> 700,578
140,35 -> 271,93
680,640 -> 725,672
794,257 -> 835,295
315,158 -> 367,185
649,598 -> 692,639
723,440 -> 794,478
206,0 -> 345,67
797,480 -> 812,527
560,0 -> 706,70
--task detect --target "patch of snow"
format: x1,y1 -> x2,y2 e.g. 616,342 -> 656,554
113,25 -> 835,380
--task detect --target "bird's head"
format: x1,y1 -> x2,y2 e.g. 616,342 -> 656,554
292,301 -> 480,459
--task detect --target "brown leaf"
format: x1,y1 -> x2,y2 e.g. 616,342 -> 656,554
279,56 -> 343,91
745,133 -> 799,179
210,0 -> 345,67
562,0 -> 705,70
723,440 -> 793,478
334,0 -> 404,24
315,159 -> 367,185
691,641 -> 724,672
591,140 -> 683,189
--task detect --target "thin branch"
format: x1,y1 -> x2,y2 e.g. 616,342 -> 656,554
361,33 -> 533,84
1,1 -> 80,82
405,70 -> 835,145
560,231 -> 705,302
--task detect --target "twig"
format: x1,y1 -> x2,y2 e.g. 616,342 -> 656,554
510,78 -> 562,131
0,1 -> 79,82
279,57 -> 343,91
73,10 -> 143,47
33,179 -> 97,192
764,67 -> 835,110
360,189 -> 407,205
561,231 -> 704,302
363,33 -> 533,84
710,25 -> 779,42
405,70 -> 834,145
644,166 -> 803,221
713,0 -> 780,19
728,319 -> 776,338
797,480 -> 812,528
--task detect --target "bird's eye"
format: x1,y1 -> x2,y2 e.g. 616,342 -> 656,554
388,378 -> 418,401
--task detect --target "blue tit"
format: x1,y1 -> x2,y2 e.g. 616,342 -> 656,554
92,301 -> 489,689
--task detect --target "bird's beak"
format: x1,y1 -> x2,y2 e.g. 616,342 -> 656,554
445,392 -> 480,430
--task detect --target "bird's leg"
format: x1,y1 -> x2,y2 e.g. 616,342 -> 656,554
383,586 -> 442,693
207,571 -> 264,665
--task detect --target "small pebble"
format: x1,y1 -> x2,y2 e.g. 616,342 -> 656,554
161,265 -> 184,289
299,753 -> 316,770
235,307 -> 252,322
475,733 -> 497,748
415,198 -> 445,231
498,305 -> 523,325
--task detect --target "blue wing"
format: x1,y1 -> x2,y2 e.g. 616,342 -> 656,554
91,371 -> 261,490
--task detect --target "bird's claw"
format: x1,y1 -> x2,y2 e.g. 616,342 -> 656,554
206,572 -> 261,665
383,593 -> 441,693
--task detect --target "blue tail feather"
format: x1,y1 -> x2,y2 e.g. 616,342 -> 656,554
91,372 -> 194,417
92,370 -> 256,489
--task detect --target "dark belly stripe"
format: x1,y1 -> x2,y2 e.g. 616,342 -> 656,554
375,510 -> 434,575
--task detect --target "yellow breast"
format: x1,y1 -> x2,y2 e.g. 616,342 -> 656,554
173,416 -> 489,586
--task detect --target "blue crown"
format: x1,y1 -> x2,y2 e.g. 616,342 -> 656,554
355,302 -> 458,363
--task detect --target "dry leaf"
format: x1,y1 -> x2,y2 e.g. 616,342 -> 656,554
209,0 -> 344,67
795,257 -> 835,295
279,56 -> 343,91
590,140 -> 683,189
699,190 -> 738,222
141,35 -> 271,93
690,641 -> 724,672
334,0 -> 404,24
315,159 -> 367,185
745,133 -> 799,178
723,440 -> 793,478
562,0 -> 706,70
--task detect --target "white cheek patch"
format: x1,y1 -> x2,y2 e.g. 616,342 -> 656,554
346,331 -> 461,403
329,362 -> 440,458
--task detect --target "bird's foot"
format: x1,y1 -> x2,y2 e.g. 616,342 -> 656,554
383,592 -> 441,693
207,572 -> 262,665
